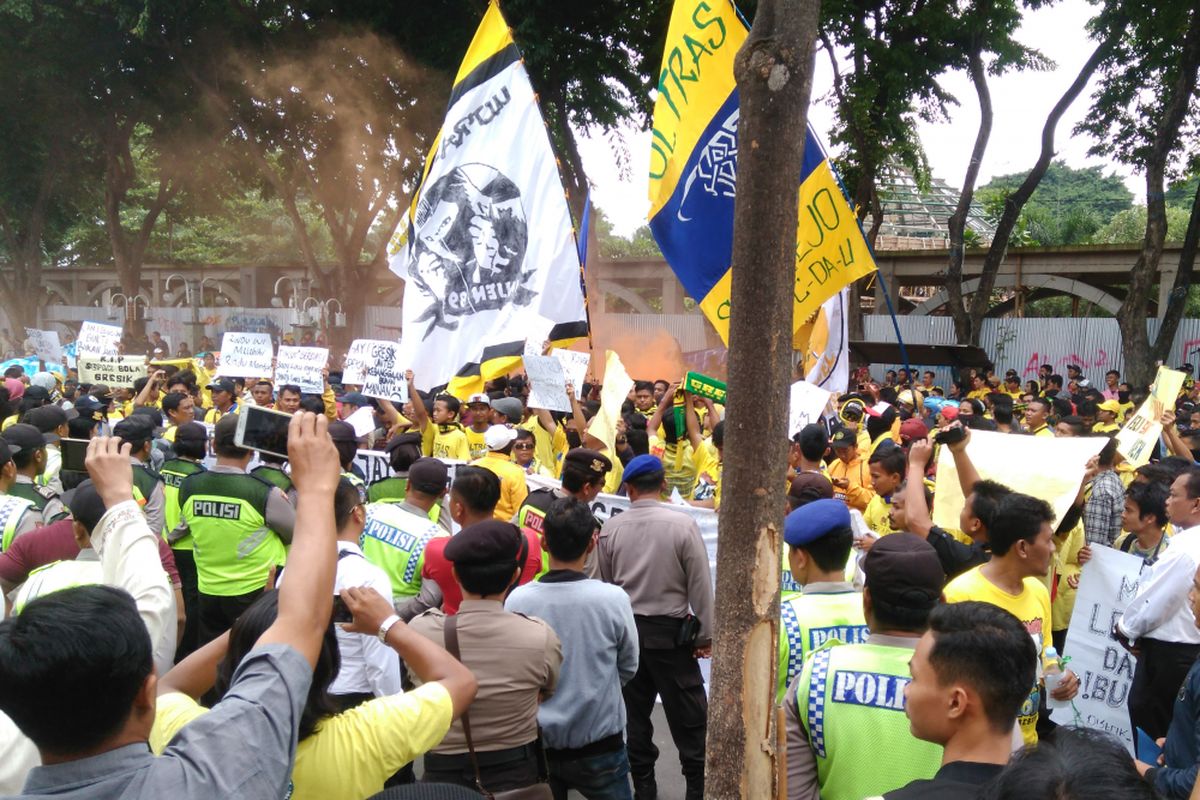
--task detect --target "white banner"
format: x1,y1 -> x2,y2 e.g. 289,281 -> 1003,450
77,321 -> 122,357
217,332 -> 274,378
932,429 -> 1107,531
25,328 -> 61,363
342,339 -> 393,386
358,341 -> 408,404
802,288 -> 850,392
1051,546 -> 1148,753
1115,366 -> 1186,468
78,354 -> 147,387
789,380 -> 833,437
274,346 -> 327,394
387,4 -> 587,391
523,354 -> 571,413
552,349 -> 590,399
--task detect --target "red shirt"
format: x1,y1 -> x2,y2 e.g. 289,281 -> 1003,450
422,526 -> 542,615
0,519 -> 180,587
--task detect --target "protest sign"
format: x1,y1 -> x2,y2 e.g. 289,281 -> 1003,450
789,381 -> 833,437
24,328 -> 61,363
274,346 -> 327,394
524,354 -> 571,413
77,321 -> 122,356
588,351 -> 634,455
551,349 -> 590,399
217,332 -> 274,378
1051,546 -> 1148,753
342,339 -> 391,386
932,429 -> 1106,531
523,313 -> 557,358
1115,366 -> 1187,467
78,354 -> 147,387
354,341 -> 407,404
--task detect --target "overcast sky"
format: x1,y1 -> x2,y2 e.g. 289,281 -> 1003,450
577,0 -> 1139,237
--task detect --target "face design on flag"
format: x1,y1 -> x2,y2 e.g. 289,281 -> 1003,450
676,109 -> 739,223
409,163 -> 532,337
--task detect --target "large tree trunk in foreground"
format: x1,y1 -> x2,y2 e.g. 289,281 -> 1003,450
707,0 -> 821,797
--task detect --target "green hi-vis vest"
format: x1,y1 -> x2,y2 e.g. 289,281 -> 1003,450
13,559 -> 99,614
797,643 -> 942,800
251,465 -> 293,494
367,476 -> 408,505
181,471 -> 282,597
0,494 -> 34,552
782,546 -> 859,600
777,591 -> 868,703
360,502 -> 444,600
516,488 -> 558,577
8,481 -> 48,515
160,459 -> 207,550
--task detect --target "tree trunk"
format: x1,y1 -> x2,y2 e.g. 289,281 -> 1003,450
708,0 -> 820,797
1152,177 -> 1200,364
945,47 -> 991,344
968,34 -> 1116,345
1118,12 -> 1200,388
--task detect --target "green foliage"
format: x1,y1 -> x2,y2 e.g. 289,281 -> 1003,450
1167,175 -> 1200,207
1091,205 -> 1194,244
594,209 -> 662,259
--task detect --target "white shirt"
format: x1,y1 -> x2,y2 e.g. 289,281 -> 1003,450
330,541 -> 403,698
1119,524 -> 1200,644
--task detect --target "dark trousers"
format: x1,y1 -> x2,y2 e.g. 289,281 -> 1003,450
172,549 -> 201,662
1130,638 -> 1200,739
197,589 -> 263,646
622,638 -> 707,800
332,692 -> 414,787
422,744 -> 541,793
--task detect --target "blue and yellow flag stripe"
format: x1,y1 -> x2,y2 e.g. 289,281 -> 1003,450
648,0 -> 877,344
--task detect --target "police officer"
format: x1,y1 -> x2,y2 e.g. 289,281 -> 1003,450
171,414 -> 296,645
367,431 -> 424,505
515,448 -> 610,575
25,404 -> 69,493
597,454 -> 713,800
329,420 -> 368,497
0,440 -> 42,552
113,416 -> 166,535
361,457 -> 451,620
777,499 -> 868,703
784,533 -> 945,800
159,421 -> 208,659
1,423 -> 67,522
409,520 -> 562,794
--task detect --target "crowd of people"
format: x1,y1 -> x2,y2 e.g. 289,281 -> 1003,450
0,337 -> 1199,799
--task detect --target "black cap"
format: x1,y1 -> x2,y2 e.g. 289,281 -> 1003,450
562,448 -> 612,480
337,392 -> 371,407
384,431 -> 422,454
863,532 -> 944,611
112,415 -> 156,448
829,427 -> 856,448
73,396 -> 104,421
208,378 -> 236,395
788,472 -> 835,506
23,405 -> 68,437
24,386 -> 51,403
174,422 -> 208,444
328,420 -> 358,443
407,457 -> 449,494
1,423 -> 46,457
69,480 -> 108,534
443,520 -> 523,565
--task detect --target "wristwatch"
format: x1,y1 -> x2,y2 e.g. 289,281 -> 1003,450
378,614 -> 401,642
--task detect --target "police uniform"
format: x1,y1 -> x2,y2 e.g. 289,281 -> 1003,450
597,455 -> 713,800
361,501 -> 447,617
0,492 -> 38,552
367,474 -> 408,505
10,475 -> 65,523
409,521 -> 562,794
161,454 -> 207,659
250,464 -> 293,494
0,424 -> 61,524
514,449 -> 610,576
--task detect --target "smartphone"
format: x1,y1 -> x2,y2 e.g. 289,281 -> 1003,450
331,594 -> 354,624
235,405 -> 292,460
61,438 -> 90,472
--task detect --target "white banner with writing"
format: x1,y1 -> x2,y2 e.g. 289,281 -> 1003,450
524,354 -> 571,413
789,381 -> 833,438
78,354 -> 148,387
552,349 -> 590,399
274,346 -> 327,394
77,321 -> 123,357
25,328 -> 61,363
217,332 -> 274,378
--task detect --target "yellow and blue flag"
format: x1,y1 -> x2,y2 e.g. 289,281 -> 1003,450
648,0 -> 877,344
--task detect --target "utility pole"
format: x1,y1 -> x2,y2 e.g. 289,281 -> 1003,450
706,0 -> 822,797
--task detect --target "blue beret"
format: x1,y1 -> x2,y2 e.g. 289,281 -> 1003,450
622,453 -> 664,483
784,498 -> 851,548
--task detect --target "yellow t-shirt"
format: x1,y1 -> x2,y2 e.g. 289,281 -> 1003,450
1051,522 -> 1085,632
863,494 -> 898,536
692,439 -> 722,509
421,423 -> 471,462
519,417 -> 567,479
649,438 -> 697,498
464,427 -> 489,462
151,683 -> 454,800
943,566 -> 1051,745
472,452 -> 530,521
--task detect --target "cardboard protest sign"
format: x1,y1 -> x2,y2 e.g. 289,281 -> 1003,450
1115,366 -> 1187,467
78,354 -> 147,387
24,328 -> 61,363
77,321 -> 122,356
345,405 -> 377,438
788,381 -> 833,437
551,349 -> 590,399
342,339 -> 392,386
217,333 -> 274,378
524,354 -> 571,413
274,346 -> 327,394
1050,546 -> 1148,753
932,429 -> 1106,532
353,341 -> 407,404
587,351 -> 634,456
523,313 -> 557,358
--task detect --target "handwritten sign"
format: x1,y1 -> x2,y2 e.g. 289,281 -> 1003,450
77,321 -> 122,357
524,354 -> 571,413
1051,546 -> 1147,753
25,328 -> 61,363
274,346 -> 327,394
523,313 -> 557,358
551,349 -> 590,399
1115,366 -> 1187,467
352,341 -> 407,404
78,354 -> 147,387
789,381 -> 833,437
217,332 -> 274,378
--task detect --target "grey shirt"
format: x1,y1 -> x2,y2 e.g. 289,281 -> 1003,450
16,643 -> 311,799
168,464 -> 296,545
597,498 -> 714,644
131,458 -> 165,538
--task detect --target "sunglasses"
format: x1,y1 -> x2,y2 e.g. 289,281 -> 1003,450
616,436 -> 628,444
513,443 -> 534,450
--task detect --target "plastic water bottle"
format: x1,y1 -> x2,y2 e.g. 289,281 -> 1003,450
1044,647 -> 1070,710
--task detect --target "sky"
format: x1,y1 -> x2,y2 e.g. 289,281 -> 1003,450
576,0 -> 1138,237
